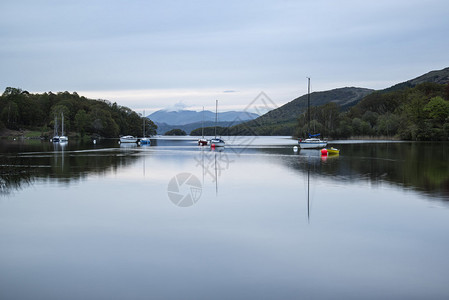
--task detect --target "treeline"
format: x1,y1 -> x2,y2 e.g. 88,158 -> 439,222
218,82 -> 448,140
294,82 -> 449,141
0,87 -> 157,138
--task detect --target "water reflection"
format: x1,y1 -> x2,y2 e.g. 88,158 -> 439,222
0,140 -> 142,195
0,138 -> 448,199
257,142 -> 449,199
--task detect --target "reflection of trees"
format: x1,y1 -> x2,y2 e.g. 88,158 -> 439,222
0,158 -> 34,195
257,142 -> 449,199
0,148 -> 141,195
339,143 -> 449,198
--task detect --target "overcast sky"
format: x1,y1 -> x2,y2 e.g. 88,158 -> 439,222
1,0 -> 448,114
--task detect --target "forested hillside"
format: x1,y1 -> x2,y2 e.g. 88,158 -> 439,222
224,68 -> 449,140
226,87 -> 373,136
295,82 -> 449,140
0,88 -> 157,138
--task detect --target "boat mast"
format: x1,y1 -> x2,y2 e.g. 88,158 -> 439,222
201,106 -> 204,139
307,77 -> 310,136
143,110 -> 145,138
54,115 -> 58,137
214,100 -> 218,139
61,112 -> 64,136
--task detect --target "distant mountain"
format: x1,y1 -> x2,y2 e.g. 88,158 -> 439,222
155,120 -> 240,135
148,109 -> 258,125
148,109 -> 259,134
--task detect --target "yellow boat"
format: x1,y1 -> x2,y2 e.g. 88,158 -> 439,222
321,147 -> 340,155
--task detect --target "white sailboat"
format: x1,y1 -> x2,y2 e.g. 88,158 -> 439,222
299,77 -> 327,149
210,100 -> 225,147
198,106 -> 208,146
140,110 -> 151,145
51,115 -> 59,142
51,112 -> 68,143
59,112 -> 68,142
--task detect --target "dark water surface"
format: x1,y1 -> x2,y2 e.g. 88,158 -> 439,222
1,137 -> 448,299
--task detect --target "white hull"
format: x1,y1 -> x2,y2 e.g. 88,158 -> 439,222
210,138 -> 225,147
120,136 -> 138,143
299,138 -> 327,149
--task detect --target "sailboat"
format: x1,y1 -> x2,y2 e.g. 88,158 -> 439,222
198,106 -> 208,146
298,77 -> 327,149
210,100 -> 225,147
59,112 -> 68,142
52,112 -> 68,143
140,110 -> 151,145
51,115 -> 59,142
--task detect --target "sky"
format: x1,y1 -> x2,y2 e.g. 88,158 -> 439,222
1,0 -> 448,114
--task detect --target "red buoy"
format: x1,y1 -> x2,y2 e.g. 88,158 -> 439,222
321,148 -> 328,156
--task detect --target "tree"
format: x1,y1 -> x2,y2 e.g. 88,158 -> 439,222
165,129 -> 186,136
424,96 -> 449,123
2,87 -> 22,97
144,118 -> 158,136
377,113 -> 400,137
0,101 -> 19,129
74,109 -> 89,137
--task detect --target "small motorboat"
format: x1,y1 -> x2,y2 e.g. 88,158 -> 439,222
198,138 -> 208,146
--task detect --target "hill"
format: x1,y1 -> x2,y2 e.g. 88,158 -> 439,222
228,87 -> 374,135
229,67 -> 449,136
0,88 -> 157,138
382,67 -> 449,93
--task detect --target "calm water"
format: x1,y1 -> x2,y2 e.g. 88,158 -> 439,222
1,136 -> 448,300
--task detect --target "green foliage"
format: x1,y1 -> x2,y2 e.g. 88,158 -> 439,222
0,88 -> 157,138
144,118 -> 158,136
164,128 -> 186,136
424,96 -> 449,122
291,82 -> 449,141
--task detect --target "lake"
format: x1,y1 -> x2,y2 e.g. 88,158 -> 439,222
1,136 -> 448,300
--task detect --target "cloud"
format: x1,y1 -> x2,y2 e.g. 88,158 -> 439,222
164,101 -> 190,112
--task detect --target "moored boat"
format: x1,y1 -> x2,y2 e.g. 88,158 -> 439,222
51,112 -> 68,143
59,112 -> 68,142
119,135 -> 138,143
140,137 -> 151,145
299,136 -> 327,149
198,106 -> 208,146
210,100 -> 225,147
139,110 -> 151,145
298,78 -> 327,149
210,138 -> 225,147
